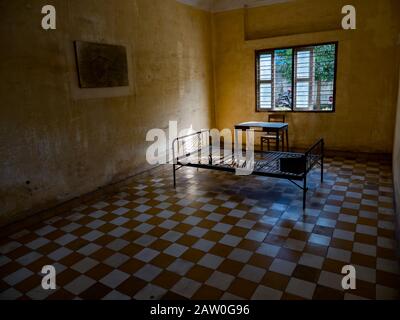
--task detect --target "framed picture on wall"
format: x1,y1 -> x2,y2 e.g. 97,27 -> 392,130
74,41 -> 129,88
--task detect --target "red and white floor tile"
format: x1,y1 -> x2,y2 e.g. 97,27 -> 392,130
0,157 -> 399,300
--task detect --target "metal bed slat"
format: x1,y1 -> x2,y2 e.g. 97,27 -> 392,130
180,147 -> 306,177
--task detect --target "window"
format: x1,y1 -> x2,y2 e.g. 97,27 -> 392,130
256,42 -> 337,112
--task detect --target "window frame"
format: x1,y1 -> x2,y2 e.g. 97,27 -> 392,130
255,41 -> 338,113
256,51 -> 275,110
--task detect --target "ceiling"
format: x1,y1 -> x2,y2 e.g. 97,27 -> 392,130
176,0 -> 294,12
176,0 -> 213,11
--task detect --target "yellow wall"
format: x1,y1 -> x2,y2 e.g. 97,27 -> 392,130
2,0 -> 400,226
0,0 -> 214,226
394,65 -> 400,243
213,0 -> 400,152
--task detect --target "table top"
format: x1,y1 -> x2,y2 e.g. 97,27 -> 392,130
235,121 -> 288,129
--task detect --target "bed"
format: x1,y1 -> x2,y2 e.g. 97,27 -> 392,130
172,130 -> 324,210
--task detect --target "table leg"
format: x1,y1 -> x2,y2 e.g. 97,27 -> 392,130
286,128 -> 289,152
276,131 -> 279,151
234,128 -> 239,160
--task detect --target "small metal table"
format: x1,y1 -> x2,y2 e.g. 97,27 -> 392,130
234,121 -> 289,152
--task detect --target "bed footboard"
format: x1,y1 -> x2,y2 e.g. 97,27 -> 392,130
305,138 -> 324,179
301,138 -> 325,210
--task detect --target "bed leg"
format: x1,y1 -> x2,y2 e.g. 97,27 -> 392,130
321,140 -> 325,183
321,156 -> 324,183
303,176 -> 307,210
173,164 -> 176,189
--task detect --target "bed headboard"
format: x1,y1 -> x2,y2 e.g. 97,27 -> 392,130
172,130 -> 211,163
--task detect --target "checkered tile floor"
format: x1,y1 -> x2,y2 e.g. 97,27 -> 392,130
1,156 -> 399,300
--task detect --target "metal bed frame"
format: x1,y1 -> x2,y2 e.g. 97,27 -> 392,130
172,130 -> 324,210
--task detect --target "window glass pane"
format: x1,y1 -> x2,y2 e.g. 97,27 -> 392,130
259,83 -> 272,109
296,51 -> 310,79
296,82 -> 310,108
259,54 -> 272,81
274,49 -> 292,111
311,44 -> 336,111
256,43 -> 336,112
312,81 -> 334,110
